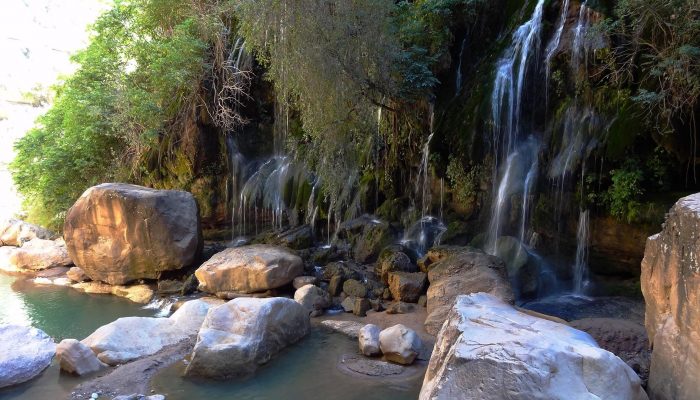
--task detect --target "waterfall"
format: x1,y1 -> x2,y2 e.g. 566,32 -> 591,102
545,0 -> 571,79
572,1 -> 592,76
573,209 -> 590,294
455,36 -> 467,94
416,105 -> 435,220
486,0 -> 546,254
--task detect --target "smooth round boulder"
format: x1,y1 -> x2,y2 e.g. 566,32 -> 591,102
56,339 -> 106,375
294,284 -> 331,316
8,238 -> 72,270
63,183 -> 202,285
0,324 -> 56,388
379,324 -> 422,365
195,245 -> 303,294
0,218 -> 54,247
67,266 -> 89,282
359,324 -> 381,356
293,275 -> 317,289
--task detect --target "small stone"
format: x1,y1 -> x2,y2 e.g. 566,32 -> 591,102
343,279 -> 367,298
353,297 -> 371,317
180,274 -> 198,295
157,279 -> 183,294
359,324 -> 381,356
341,296 -> 356,312
379,324 -> 422,365
386,302 -> 416,315
293,275 -> 317,289
56,339 -> 107,375
370,299 -> 384,312
91,393 -> 99,399
67,266 -> 88,283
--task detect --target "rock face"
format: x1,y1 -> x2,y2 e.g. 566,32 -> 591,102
8,238 -> 72,270
185,297 -> 310,379
56,339 -> 106,375
359,324 -> 381,356
82,299 -> 214,365
378,324 -> 422,365
195,245 -> 302,294
424,248 -> 514,335
294,284 -> 331,316
420,293 -> 647,400
67,266 -> 88,282
377,251 -> 416,284
0,218 -> 54,247
0,324 -> 56,388
63,183 -> 201,285
388,271 -> 426,303
641,193 -> 700,400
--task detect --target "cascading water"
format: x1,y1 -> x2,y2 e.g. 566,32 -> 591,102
571,1 -> 592,76
486,0 -> 546,254
455,36 -> 467,94
544,0 -> 571,80
573,208 -> 590,294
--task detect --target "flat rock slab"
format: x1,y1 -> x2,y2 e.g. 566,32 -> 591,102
320,320 -> 365,338
339,354 -> 404,377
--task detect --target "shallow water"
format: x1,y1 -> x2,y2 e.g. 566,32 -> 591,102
0,274 -> 158,400
152,328 -> 424,400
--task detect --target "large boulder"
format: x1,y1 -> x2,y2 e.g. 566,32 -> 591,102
0,218 -> 54,247
388,271 -> 426,303
195,245 -> 302,294
185,297 -> 310,379
0,324 -> 56,388
379,324 -> 422,365
641,193 -> 700,400
359,324 -> 381,356
420,293 -> 647,400
82,299 -> 214,365
8,238 -> 72,270
424,248 -> 514,335
56,339 -> 106,375
63,183 -> 202,285
294,284 -> 331,316
377,250 -> 417,284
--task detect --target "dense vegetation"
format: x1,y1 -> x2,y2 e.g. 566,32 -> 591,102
10,0 -> 700,233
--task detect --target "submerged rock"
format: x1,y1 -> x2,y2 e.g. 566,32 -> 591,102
195,245 -> 303,294
0,218 -> 54,247
185,297 -> 310,379
64,183 -> 202,285
56,339 -> 106,376
339,354 -> 404,377
424,248 -> 514,335
82,299 -> 214,365
72,282 -> 154,304
359,324 -> 381,356
0,324 -> 56,388
420,293 -> 647,400
8,238 -> 72,270
379,324 -> 422,365
641,193 -> 700,400
294,284 -> 331,316
320,320 -> 364,338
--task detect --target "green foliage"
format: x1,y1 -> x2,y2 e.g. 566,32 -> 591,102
605,158 -> 644,223
446,156 -> 483,204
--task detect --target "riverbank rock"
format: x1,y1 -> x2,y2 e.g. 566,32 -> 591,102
359,324 -> 381,356
195,245 -> 302,294
388,271 -> 426,303
185,297 -> 310,379
320,320 -> 364,338
0,324 -> 56,388
8,238 -> 72,270
424,248 -> 514,334
420,293 -> 647,400
0,218 -> 54,247
82,299 -> 214,365
72,282 -> 154,304
63,183 -> 201,285
379,324 -> 422,365
67,266 -> 88,282
293,275 -> 317,289
377,251 -> 416,284
641,193 -> 700,400
294,284 -> 331,316
56,339 -> 106,375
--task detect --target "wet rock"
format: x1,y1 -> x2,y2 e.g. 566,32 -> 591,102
353,297 -> 371,317
353,219 -> 393,263
113,395 -> 165,400
293,275 -> 317,289
0,325 -> 56,388
420,293 -> 647,400
417,295 -> 427,307
82,299 -> 215,365
369,299 -> 384,312
418,245 -> 481,272
195,245 -> 302,294
341,296 -> 355,312
382,288 -> 392,300
328,274 -> 344,296
9,238 -> 72,270
386,302 -> 416,315
424,248 -> 514,335
64,183 -> 201,285
387,271 -> 426,303
343,279 -> 367,298
294,284 -> 331,316
377,251 -> 416,284
379,324 -> 422,365
56,339 -> 106,376
185,297 -> 310,379
157,279 -> 183,295
339,354 -> 404,377
320,320 -> 364,338
641,193 -> 700,400
0,218 -> 54,247
495,236 -> 537,297
72,282 -> 154,304
274,225 -> 314,250
180,274 -> 198,295
322,261 -> 361,281
359,324 -> 381,356
67,266 -> 88,282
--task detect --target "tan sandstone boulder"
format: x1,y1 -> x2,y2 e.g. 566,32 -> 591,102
8,238 -> 72,270
424,248 -> 514,335
56,339 -> 106,375
0,218 -> 54,247
63,183 -> 201,285
195,245 -> 303,294
641,193 -> 700,400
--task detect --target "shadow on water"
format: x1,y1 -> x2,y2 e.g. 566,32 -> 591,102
152,328 -> 424,400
